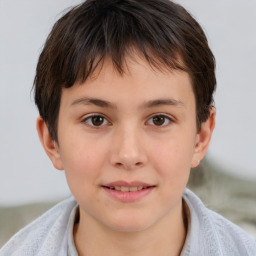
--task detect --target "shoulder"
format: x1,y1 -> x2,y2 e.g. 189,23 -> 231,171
207,209 -> 256,255
182,189 -> 256,256
0,196 -> 77,256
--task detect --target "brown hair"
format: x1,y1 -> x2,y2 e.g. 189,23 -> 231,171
34,0 -> 216,141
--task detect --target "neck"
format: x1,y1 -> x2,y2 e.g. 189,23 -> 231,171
74,200 -> 188,256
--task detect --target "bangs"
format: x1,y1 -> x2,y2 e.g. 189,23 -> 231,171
46,0 -> 188,88
34,0 -> 215,141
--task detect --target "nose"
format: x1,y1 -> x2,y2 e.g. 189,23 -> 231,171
109,125 -> 148,170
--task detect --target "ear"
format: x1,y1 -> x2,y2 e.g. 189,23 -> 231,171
191,107 -> 216,168
36,116 -> 64,170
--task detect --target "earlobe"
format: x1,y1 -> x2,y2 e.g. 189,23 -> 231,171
191,107 -> 216,168
36,116 -> 64,170
191,158 -> 200,168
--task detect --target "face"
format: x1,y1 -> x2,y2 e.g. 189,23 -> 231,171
38,56 -> 214,233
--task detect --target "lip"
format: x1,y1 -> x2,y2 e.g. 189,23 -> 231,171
103,180 -> 153,187
101,180 -> 156,203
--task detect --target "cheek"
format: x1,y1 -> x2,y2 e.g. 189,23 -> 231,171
59,134 -> 108,186
150,137 -> 195,179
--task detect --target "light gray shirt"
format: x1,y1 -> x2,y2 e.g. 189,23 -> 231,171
1,189 -> 256,256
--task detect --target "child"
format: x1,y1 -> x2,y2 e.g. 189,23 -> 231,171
1,0 -> 255,255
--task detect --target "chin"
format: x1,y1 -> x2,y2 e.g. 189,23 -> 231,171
110,223 -> 150,233
105,214 -> 154,233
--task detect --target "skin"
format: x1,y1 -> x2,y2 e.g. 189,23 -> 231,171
37,55 -> 215,256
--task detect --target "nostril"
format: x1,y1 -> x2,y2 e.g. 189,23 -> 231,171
114,162 -> 143,170
130,162 -> 144,169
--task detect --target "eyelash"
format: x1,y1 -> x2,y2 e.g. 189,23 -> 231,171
81,114 -> 173,128
81,114 -> 110,128
146,114 -> 173,127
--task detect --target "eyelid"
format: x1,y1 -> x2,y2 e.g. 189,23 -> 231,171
81,113 -> 111,127
80,113 -> 174,128
146,113 -> 174,126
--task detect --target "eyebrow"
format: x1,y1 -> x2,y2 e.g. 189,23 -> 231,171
71,98 -> 116,108
71,97 -> 184,108
141,99 -> 184,108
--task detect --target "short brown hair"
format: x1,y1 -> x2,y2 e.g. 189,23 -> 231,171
34,0 -> 216,141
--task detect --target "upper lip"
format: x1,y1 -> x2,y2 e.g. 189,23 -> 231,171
102,180 -> 154,188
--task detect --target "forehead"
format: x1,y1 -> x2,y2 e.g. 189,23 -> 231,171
92,50 -> 187,78
60,55 -> 195,110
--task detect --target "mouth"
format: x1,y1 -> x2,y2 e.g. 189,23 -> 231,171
102,185 -> 154,192
101,181 -> 156,202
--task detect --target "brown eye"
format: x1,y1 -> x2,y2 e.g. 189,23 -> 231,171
83,115 -> 108,127
91,116 -> 105,126
152,116 -> 166,126
147,115 -> 172,127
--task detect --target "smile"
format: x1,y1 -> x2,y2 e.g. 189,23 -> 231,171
104,186 -> 150,192
101,181 -> 156,202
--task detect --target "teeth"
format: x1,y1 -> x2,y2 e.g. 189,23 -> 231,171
113,186 -> 146,192
121,186 -> 129,192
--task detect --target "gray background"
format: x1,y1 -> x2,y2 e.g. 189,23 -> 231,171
0,0 -> 255,206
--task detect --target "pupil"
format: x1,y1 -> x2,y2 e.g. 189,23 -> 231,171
153,116 -> 165,126
92,116 -> 104,126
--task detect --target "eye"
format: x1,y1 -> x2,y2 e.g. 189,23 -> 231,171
82,115 -> 109,127
147,115 -> 172,127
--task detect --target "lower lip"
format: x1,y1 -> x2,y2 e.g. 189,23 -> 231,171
102,187 -> 155,202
